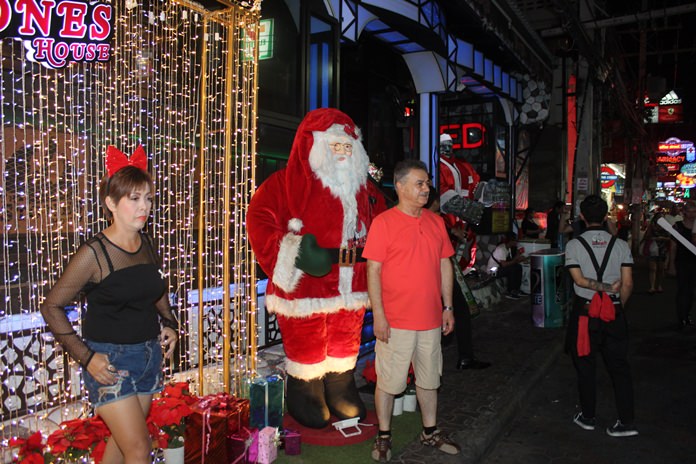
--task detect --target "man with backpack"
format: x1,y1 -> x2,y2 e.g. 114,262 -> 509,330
564,195 -> 637,437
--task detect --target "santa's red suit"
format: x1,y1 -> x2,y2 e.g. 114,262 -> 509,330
247,108 -> 387,428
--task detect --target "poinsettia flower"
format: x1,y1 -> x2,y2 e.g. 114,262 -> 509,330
162,382 -> 197,405
8,431 -> 45,462
92,438 -> 107,464
362,360 -> 377,384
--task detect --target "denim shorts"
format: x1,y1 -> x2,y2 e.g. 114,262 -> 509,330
84,338 -> 163,408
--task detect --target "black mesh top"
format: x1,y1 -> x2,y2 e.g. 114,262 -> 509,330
40,232 -> 177,368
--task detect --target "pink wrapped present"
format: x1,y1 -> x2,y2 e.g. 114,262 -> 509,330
257,426 -> 278,464
228,427 -> 258,464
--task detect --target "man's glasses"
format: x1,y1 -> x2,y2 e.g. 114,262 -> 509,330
329,143 -> 353,153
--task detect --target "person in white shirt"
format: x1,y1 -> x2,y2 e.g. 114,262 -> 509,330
486,232 -> 526,299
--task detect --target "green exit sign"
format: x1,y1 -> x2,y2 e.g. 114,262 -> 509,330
242,19 -> 273,61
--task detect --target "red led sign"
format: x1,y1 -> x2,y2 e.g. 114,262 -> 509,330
656,154 -> 686,164
439,123 -> 486,149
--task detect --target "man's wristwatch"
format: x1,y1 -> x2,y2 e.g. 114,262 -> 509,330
443,306 -> 453,312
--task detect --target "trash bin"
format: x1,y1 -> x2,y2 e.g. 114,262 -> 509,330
530,249 -> 568,328
518,239 -> 551,294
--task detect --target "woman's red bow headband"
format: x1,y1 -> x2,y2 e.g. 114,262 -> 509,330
105,145 -> 148,177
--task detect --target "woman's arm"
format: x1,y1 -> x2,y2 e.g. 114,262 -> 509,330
40,245 -> 99,368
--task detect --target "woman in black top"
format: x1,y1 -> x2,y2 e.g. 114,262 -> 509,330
41,146 -> 178,464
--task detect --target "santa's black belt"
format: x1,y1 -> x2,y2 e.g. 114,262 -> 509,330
327,247 -> 366,266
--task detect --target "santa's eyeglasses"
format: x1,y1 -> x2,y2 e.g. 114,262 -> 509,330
329,143 -> 353,153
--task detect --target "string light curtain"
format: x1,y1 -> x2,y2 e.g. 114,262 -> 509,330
0,0 -> 260,441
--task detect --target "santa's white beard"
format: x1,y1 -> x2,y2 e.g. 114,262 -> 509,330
308,136 -> 368,244
308,143 -> 368,206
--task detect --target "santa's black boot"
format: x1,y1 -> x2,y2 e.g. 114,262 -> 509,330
286,375 -> 331,428
324,369 -> 367,421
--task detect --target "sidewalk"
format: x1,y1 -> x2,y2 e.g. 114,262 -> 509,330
257,283 -> 567,463
371,292 -> 566,464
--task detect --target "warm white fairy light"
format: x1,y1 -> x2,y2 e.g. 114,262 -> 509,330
1,0 -> 261,446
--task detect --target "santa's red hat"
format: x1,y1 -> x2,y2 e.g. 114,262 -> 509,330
285,108 -> 360,221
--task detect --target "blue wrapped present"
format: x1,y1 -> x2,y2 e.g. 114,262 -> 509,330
249,374 -> 284,428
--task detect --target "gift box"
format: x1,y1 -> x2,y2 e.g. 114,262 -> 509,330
249,375 -> 284,428
227,427 -> 258,464
282,429 -> 301,456
257,426 -> 278,464
184,393 -> 250,464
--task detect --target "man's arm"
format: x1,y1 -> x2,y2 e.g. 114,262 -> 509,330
567,267 -> 621,294
367,259 -> 390,342
619,265 -> 633,306
440,257 -> 455,336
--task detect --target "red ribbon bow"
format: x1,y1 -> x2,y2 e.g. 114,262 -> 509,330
106,145 -> 148,177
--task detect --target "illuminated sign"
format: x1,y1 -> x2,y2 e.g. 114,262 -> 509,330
681,163 -> 696,177
600,166 -> 617,188
241,18 -> 273,61
656,154 -> 686,164
440,123 -> 486,149
644,91 -> 683,124
0,0 -> 114,68
676,173 -> 696,188
658,137 -> 695,161
659,105 -> 683,123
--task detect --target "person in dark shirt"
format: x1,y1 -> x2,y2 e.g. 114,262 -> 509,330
668,202 -> 696,328
41,146 -> 178,463
546,201 -> 565,248
521,208 -> 542,239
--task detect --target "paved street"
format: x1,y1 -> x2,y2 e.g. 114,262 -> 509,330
482,263 -> 696,464
386,260 -> 696,464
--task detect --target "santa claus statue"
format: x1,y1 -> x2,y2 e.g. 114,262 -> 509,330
247,108 -> 387,428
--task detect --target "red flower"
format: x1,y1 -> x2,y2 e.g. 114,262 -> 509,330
362,360 -> 377,384
147,384 -> 196,449
162,382 -> 197,405
45,416 -> 110,463
8,431 -> 45,462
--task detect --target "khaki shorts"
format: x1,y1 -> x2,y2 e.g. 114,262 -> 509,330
375,327 -> 442,395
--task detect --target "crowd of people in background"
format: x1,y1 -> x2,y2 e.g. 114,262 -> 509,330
518,198 -> 696,331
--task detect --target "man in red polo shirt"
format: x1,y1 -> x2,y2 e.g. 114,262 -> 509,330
364,159 -> 460,462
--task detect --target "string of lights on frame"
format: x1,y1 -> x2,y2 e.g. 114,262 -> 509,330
0,0 -> 262,445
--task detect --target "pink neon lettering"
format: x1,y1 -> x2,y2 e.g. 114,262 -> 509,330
89,3 -> 111,40
96,43 -> 109,60
69,41 -> 85,59
31,36 -> 53,59
0,0 -> 12,33
16,0 -> 56,36
57,1 -> 87,38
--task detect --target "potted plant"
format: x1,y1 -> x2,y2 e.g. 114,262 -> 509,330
45,416 -> 110,463
147,382 -> 196,463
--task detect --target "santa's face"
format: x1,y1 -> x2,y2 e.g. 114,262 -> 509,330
324,134 -> 360,175
328,138 -> 354,165
309,124 -> 368,200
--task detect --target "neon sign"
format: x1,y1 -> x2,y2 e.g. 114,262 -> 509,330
439,123 -> 486,149
656,154 -> 686,164
0,0 -> 114,68
658,137 -> 695,161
